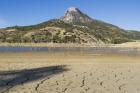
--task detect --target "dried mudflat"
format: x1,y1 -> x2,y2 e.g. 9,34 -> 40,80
0,52 -> 140,93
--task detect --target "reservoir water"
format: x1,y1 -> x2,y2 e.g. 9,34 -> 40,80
0,46 -> 139,56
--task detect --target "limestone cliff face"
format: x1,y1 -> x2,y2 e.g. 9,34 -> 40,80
61,7 -> 93,24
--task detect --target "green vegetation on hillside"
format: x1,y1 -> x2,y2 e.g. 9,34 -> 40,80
0,19 -> 140,44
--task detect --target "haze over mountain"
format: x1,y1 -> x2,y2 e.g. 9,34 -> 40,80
0,7 -> 140,44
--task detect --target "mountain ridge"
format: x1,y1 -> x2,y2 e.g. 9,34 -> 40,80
0,7 -> 140,44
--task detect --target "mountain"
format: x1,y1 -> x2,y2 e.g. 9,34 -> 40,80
0,7 -> 140,44
126,30 -> 140,40
61,7 -> 93,24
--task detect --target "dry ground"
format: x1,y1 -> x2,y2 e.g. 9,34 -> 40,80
0,52 -> 140,93
0,41 -> 140,48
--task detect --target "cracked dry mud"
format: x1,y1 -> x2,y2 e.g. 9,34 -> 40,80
0,64 -> 140,93
0,53 -> 140,93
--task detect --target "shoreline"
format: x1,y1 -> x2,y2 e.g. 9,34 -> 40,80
0,43 -> 91,47
0,42 -> 139,48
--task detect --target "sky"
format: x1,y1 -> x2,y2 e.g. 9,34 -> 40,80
0,0 -> 140,31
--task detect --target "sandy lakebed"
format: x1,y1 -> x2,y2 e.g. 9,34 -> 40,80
0,50 -> 140,93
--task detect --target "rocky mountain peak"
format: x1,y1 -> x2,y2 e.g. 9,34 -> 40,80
67,7 -> 79,12
61,7 -> 93,24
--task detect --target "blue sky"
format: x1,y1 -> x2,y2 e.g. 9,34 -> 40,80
0,0 -> 140,31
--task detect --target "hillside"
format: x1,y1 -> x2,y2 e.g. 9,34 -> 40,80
0,7 -> 140,44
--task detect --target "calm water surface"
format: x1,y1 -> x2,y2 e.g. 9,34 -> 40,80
0,46 -> 139,56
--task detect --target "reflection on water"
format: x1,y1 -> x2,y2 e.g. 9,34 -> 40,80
0,46 -> 139,56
